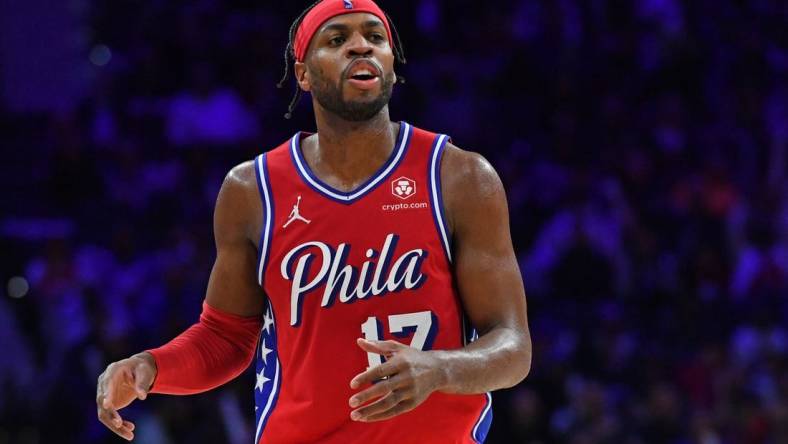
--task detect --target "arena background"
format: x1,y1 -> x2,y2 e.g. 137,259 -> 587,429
1,0 -> 787,442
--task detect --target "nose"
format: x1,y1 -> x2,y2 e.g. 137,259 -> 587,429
345,31 -> 374,58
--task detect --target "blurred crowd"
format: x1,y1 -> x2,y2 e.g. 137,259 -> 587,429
1,0 -> 787,443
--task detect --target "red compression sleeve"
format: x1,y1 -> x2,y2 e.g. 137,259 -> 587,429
147,302 -> 262,395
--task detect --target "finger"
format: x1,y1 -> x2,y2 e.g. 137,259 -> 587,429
111,421 -> 134,440
98,409 -> 134,441
107,407 -> 124,428
362,398 -> 417,422
349,375 -> 404,407
97,408 -> 113,428
350,390 -> 410,421
112,424 -> 134,441
350,359 -> 401,389
356,338 -> 403,356
98,406 -> 122,428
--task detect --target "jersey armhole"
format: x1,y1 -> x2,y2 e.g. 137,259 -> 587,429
427,134 -> 452,263
254,153 -> 275,287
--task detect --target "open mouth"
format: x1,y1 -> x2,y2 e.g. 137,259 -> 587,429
345,60 -> 382,81
350,73 -> 377,81
345,61 -> 382,90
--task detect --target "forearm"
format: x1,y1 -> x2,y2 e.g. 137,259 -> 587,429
434,326 -> 531,394
147,302 -> 262,395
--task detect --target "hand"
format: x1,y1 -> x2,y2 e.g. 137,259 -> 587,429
96,353 -> 157,441
348,338 -> 446,422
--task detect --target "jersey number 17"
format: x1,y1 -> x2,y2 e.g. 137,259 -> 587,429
360,310 -> 437,368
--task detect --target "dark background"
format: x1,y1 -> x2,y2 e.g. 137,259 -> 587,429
1,0 -> 787,443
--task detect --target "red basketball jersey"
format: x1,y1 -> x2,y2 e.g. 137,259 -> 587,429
252,122 -> 492,444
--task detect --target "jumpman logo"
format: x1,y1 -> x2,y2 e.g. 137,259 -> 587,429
283,195 -> 311,228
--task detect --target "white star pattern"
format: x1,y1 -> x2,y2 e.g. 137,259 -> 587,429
262,309 -> 274,334
261,338 -> 273,364
255,370 -> 270,393
254,302 -> 279,443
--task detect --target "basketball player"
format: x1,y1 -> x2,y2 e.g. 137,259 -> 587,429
96,1 -> 531,442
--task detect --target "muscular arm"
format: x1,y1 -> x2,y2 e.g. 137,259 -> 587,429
435,143 -> 531,393
97,160 -> 265,439
204,161 -> 266,316
348,144 -> 531,422
146,160 -> 266,393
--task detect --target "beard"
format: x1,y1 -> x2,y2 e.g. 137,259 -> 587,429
309,65 -> 395,122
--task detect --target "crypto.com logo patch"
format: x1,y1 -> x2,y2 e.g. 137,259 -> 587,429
391,176 -> 416,200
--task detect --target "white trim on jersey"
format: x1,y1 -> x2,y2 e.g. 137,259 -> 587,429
290,122 -> 411,202
429,134 -> 452,262
472,392 -> 493,443
256,154 -> 274,286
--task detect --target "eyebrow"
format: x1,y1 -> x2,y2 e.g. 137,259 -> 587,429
320,20 -> 385,34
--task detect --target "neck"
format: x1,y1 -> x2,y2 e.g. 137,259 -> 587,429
303,105 -> 399,190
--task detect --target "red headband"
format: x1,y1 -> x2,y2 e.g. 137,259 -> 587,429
293,0 -> 393,62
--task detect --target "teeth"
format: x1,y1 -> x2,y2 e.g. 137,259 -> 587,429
355,69 -> 373,76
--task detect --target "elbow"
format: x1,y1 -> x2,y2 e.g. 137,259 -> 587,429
519,348 -> 532,383
510,356 -> 532,389
504,334 -> 532,389
519,330 -> 533,381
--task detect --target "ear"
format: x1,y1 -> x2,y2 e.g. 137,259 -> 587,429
294,61 -> 311,92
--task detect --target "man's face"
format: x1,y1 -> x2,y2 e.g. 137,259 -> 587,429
296,13 -> 396,121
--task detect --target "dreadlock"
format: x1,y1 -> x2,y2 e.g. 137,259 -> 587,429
277,1 -> 408,119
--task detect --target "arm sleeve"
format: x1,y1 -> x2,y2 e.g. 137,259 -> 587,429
147,301 -> 262,395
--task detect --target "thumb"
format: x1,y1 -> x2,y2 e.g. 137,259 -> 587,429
133,362 -> 153,401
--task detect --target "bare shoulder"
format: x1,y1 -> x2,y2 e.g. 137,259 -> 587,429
215,160 -> 262,244
223,160 -> 258,192
440,142 -> 506,236
441,143 -> 503,198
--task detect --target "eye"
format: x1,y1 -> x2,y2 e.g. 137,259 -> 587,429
369,33 -> 385,42
329,35 -> 346,46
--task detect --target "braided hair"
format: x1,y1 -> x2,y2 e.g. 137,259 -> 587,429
277,1 -> 407,119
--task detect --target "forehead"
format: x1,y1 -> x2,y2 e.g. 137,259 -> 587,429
316,12 -> 385,35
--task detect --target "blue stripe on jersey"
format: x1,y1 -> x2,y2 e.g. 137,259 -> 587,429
427,134 -> 452,263
462,313 -> 479,346
255,154 -> 275,286
471,392 -> 493,443
288,121 -> 413,204
254,300 -> 282,444
462,314 -> 491,443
